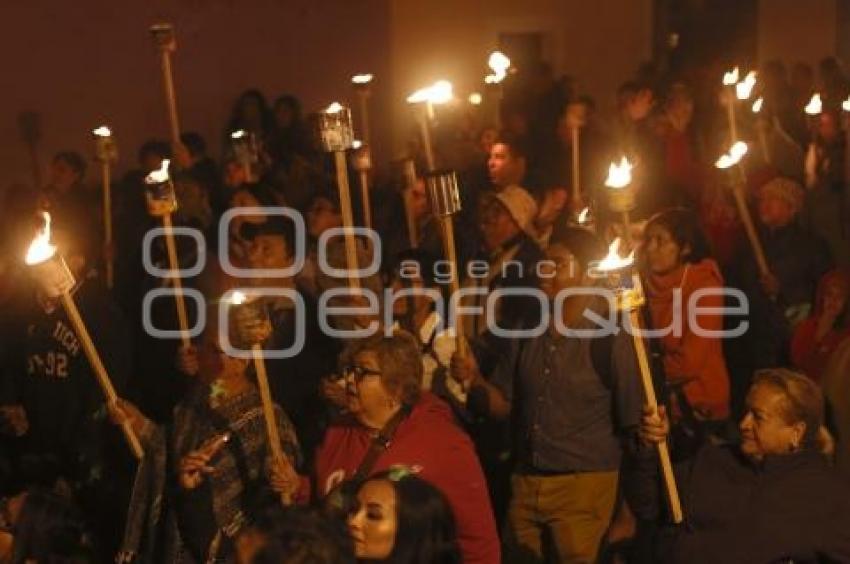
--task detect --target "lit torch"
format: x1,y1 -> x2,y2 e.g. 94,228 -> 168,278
804,92 -> 823,143
604,156 -> 636,246
227,290 -> 292,505
93,125 -> 117,289
25,212 -> 143,459
592,237 -> 682,524
149,23 -> 182,148
230,129 -> 258,183
566,101 -> 589,208
351,73 -> 374,146
735,70 -> 757,101
351,139 -> 373,230
722,66 -> 740,143
751,97 -> 772,165
317,102 -> 360,290
407,80 -> 453,172
715,142 -> 770,278
144,159 -> 191,347
484,51 -> 511,128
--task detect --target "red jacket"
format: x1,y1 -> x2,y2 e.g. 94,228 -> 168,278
314,393 -> 500,564
645,259 -> 731,419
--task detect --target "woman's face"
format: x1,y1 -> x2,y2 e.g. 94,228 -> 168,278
822,279 -> 849,318
644,223 -> 686,275
348,479 -> 397,560
739,384 -> 804,461
344,351 -> 395,429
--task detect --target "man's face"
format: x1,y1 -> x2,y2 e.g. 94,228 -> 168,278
479,199 -> 519,252
306,197 -> 342,239
626,89 -> 654,121
488,143 -> 525,188
539,243 -> 583,298
48,159 -> 80,194
248,234 -> 291,272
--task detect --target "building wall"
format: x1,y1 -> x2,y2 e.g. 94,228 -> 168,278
758,0 -> 837,67
0,0 -> 392,189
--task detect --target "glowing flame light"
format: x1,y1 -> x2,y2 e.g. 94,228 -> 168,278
484,51 -> 511,84
325,102 -> 345,114
231,129 -> 247,139
468,92 -> 483,105
723,66 -> 740,86
406,80 -> 454,105
752,97 -> 763,113
231,290 -> 247,305
715,141 -> 749,169
735,71 -> 757,100
842,96 -> 850,112
352,140 -> 363,149
145,159 -> 171,184
351,73 -> 373,85
596,238 -> 634,272
25,212 -> 57,265
805,93 -> 823,115
92,126 -> 112,137
604,156 -> 633,189
578,207 -> 590,224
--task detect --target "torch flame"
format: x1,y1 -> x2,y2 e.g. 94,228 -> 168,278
351,73 -> 374,85
578,207 -> 590,224
596,238 -> 634,271
231,129 -> 247,139
352,140 -> 363,149
804,93 -> 822,115
715,141 -> 749,169
92,125 -> 112,137
468,92 -> 483,105
842,96 -> 850,112
406,80 -> 454,105
723,66 -> 740,86
25,212 -> 57,265
325,102 -> 345,114
604,156 -> 633,189
231,290 -> 247,305
735,71 -> 757,100
484,51 -> 511,84
752,97 -> 763,113
145,159 -> 171,184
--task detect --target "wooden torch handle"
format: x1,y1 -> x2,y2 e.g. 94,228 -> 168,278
102,161 -> 114,289
571,127 -> 581,203
730,183 -> 770,278
359,169 -> 373,231
334,151 -> 361,291
60,293 -> 143,460
439,216 -> 466,359
251,344 -> 292,505
158,49 -> 181,147
628,308 -> 683,523
418,111 -> 436,172
161,214 -> 191,347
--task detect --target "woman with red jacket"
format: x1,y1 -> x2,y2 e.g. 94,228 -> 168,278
313,330 -> 500,564
790,269 -> 850,382
642,208 -> 731,422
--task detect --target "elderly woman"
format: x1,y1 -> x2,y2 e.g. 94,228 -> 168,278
637,369 -> 850,564
313,330 -> 500,564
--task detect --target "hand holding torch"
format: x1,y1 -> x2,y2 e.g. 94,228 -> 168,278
595,239 -> 683,523
144,160 -> 191,347
149,23 -> 182,147
25,212 -> 143,459
228,290 -> 293,505
93,126 -> 117,289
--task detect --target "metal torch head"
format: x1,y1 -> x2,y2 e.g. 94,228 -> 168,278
425,170 -> 462,217
316,104 -> 354,153
144,160 -> 178,217
351,143 -> 372,172
149,23 -> 176,51
229,293 -> 273,347
30,254 -> 76,299
93,129 -> 118,162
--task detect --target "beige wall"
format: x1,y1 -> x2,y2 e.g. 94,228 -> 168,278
389,0 -> 653,152
758,0 -> 836,67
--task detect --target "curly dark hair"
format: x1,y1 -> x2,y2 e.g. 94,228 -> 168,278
645,207 -> 712,264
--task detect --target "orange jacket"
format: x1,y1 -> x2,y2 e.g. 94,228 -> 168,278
645,259 -> 731,419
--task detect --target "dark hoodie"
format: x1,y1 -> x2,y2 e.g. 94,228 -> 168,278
314,392 -> 500,564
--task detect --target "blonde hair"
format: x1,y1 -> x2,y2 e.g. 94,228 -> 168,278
752,368 -> 824,448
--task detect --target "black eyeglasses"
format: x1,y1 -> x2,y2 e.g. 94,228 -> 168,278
341,364 -> 383,383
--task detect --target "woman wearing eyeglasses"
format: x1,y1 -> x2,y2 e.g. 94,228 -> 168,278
313,330 -> 500,564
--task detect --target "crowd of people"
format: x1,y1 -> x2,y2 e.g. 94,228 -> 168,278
1,49 -> 850,564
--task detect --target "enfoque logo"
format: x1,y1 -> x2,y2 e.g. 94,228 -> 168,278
140,206 -> 750,358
